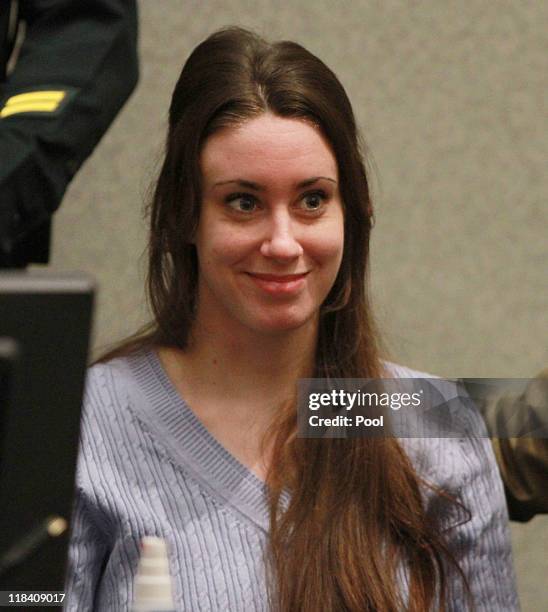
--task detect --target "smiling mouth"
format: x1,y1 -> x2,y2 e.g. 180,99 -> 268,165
247,272 -> 309,282
245,271 -> 309,295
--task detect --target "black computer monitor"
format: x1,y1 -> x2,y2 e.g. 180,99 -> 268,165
0,272 -> 94,593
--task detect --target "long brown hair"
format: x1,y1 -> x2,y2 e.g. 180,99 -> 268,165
101,26 -> 470,611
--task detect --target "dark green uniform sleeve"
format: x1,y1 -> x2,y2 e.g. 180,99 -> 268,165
0,0 -> 138,264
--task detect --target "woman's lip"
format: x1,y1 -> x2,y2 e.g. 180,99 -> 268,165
245,272 -> 309,295
247,272 -> 309,282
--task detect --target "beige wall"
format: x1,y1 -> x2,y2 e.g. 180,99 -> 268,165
46,1 -> 547,608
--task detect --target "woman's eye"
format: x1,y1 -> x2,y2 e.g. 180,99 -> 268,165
225,193 -> 257,213
300,190 -> 327,211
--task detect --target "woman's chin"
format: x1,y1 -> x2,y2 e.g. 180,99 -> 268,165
248,311 -> 318,336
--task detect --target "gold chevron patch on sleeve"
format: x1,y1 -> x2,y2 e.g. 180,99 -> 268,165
0,90 -> 67,118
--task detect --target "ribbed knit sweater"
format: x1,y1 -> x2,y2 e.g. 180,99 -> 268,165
63,348 -> 519,611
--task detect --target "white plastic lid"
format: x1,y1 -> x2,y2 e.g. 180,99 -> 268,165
133,537 -> 175,612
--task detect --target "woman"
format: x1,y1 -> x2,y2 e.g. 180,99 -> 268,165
65,27 -> 518,611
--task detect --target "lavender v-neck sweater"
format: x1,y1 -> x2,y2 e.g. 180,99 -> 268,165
63,349 -> 519,611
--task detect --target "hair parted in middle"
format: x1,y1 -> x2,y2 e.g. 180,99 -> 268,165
148,26 -> 374,369
106,26 -> 471,612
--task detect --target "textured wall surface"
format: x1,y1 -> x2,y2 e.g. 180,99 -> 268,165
47,1 -> 547,608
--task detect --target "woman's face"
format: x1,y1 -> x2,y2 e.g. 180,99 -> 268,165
195,112 -> 344,336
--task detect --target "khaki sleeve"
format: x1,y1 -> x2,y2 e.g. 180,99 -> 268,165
487,369 -> 548,522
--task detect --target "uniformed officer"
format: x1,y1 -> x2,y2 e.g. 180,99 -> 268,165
485,369 -> 548,522
0,0 -> 138,267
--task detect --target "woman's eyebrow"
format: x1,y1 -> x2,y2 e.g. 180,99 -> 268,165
212,176 -> 337,190
213,179 -> 265,191
297,176 -> 337,188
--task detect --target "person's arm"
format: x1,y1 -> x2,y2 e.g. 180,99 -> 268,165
387,365 -> 520,609
440,432 -> 520,611
487,370 -> 548,521
63,487 -> 110,611
0,0 -> 139,265
492,437 -> 548,522
64,366 -> 115,610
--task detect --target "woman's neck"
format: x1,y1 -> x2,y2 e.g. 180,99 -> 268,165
156,318 -> 317,480
179,317 -> 315,398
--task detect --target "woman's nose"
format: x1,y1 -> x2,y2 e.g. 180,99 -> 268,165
259,212 -> 304,260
